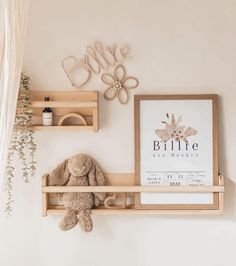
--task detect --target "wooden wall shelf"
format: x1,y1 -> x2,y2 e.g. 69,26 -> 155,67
31,90 -> 99,131
42,173 -> 224,216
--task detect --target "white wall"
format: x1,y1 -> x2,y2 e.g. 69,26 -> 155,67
1,0 -> 236,265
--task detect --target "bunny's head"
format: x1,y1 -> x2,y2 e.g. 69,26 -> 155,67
49,154 -> 106,190
67,154 -> 93,176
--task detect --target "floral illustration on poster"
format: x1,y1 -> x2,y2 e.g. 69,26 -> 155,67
155,113 -> 197,143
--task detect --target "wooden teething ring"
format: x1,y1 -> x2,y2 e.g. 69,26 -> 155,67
58,113 -> 88,126
104,193 -> 128,209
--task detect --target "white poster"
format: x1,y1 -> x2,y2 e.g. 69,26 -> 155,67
139,98 -> 215,205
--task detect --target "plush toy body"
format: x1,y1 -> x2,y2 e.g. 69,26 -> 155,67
48,154 -> 106,232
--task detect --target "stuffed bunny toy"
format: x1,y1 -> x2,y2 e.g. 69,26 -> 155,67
48,154 -> 106,232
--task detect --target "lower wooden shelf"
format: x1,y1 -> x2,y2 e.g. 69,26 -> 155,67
42,173 -> 224,216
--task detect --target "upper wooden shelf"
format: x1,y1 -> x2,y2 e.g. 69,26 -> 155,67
31,90 -> 99,131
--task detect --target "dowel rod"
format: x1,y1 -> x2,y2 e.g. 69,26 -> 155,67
31,101 -> 97,108
46,207 -> 222,215
42,185 -> 224,193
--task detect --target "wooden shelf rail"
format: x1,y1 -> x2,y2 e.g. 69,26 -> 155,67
42,185 -> 224,193
31,101 -> 97,108
46,207 -> 223,216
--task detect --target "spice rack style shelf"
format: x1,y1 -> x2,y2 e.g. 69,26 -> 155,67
31,90 -> 99,131
42,173 -> 224,216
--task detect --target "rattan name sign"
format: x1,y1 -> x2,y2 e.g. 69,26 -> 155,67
31,90 -> 99,131
62,42 -> 130,88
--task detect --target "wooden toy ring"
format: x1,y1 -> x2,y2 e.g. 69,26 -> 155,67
104,193 -> 128,209
58,113 -> 88,126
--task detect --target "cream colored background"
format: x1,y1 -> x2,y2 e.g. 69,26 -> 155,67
1,0 -> 236,265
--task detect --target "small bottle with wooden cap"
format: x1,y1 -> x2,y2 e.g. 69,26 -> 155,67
42,97 -> 53,126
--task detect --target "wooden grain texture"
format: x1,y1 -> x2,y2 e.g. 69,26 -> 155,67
31,90 -> 99,130
42,185 -> 224,193
92,107 -> 98,132
32,107 -> 94,117
42,174 -> 48,216
31,90 -> 98,101
46,206 -> 223,215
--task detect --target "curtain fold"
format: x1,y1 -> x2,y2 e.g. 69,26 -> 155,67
0,0 -> 30,194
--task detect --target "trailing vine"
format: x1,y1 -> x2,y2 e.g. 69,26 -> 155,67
5,73 -> 37,215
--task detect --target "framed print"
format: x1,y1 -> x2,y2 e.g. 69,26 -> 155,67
134,94 -> 219,210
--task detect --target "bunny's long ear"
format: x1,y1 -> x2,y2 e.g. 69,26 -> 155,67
48,159 -> 70,186
88,160 -> 106,186
88,159 -> 106,202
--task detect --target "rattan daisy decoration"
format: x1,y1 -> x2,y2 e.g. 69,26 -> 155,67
101,64 -> 139,104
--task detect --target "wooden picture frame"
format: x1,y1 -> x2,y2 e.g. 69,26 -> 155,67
134,94 -> 219,210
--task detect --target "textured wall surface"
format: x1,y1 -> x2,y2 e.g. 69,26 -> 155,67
1,1 -> 236,265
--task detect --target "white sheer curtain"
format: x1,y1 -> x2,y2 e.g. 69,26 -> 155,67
0,0 -> 30,193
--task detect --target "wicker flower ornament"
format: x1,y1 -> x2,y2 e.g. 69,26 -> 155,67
101,64 -> 139,104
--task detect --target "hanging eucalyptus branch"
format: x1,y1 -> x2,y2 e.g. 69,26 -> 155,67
5,73 -> 37,215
